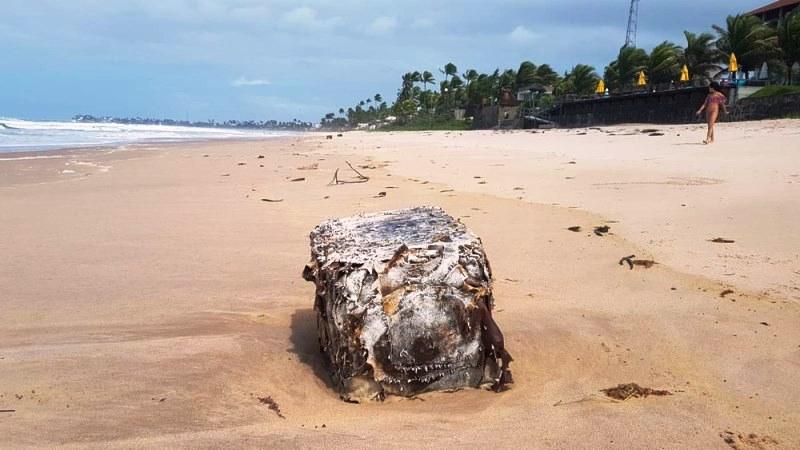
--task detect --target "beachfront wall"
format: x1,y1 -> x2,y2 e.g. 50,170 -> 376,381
473,87 -> 798,129
543,87 -> 722,128
731,92 -> 800,121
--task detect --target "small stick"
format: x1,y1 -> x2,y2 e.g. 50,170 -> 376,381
329,164 -> 369,185
345,161 -> 369,180
328,168 -> 340,185
0,409 -> 15,413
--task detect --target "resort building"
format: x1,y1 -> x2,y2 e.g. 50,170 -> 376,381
749,0 -> 800,23
516,84 -> 551,105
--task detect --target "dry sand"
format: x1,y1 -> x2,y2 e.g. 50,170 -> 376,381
0,121 -> 798,448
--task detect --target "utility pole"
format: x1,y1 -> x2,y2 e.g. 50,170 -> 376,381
624,0 -> 640,48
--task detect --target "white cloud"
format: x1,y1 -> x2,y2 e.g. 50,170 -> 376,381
231,77 -> 271,87
281,6 -> 341,30
508,25 -> 537,43
229,4 -> 272,22
244,95 -> 329,118
366,16 -> 398,36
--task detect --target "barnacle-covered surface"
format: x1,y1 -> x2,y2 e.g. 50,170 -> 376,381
302,206 -> 512,402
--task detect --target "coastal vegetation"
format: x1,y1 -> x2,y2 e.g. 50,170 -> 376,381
748,84 -> 800,98
323,9 -> 800,130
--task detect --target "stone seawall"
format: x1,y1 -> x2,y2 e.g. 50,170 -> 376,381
471,88 -> 798,129
541,87 -> 718,128
732,92 -> 800,121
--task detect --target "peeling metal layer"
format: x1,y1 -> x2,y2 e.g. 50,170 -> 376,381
303,206 -> 512,402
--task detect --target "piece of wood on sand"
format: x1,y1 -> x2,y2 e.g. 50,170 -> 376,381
302,206 -> 512,402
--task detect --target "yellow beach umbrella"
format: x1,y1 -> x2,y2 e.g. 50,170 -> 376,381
729,53 -> 738,72
680,65 -> 690,82
637,71 -> 647,86
595,79 -> 605,94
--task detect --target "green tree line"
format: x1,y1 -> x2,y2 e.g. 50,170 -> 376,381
321,11 -> 800,127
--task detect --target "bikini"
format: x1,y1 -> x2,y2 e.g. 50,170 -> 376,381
705,94 -> 725,107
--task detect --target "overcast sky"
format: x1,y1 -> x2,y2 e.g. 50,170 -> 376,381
1,0 -> 762,122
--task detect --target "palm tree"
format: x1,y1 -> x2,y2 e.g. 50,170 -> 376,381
533,64 -> 560,87
466,72 -> 490,107
553,77 -> 576,97
399,72 -> 415,102
777,11 -> 800,84
415,72 -> 435,112
516,61 -> 537,87
463,69 -> 479,85
713,14 -> 778,78
338,108 -> 345,115
449,75 -> 464,90
566,64 -> 600,95
682,31 -> 721,81
421,71 -> 435,92
374,93 -> 383,103
441,63 -> 458,83
495,69 -> 517,100
604,46 -> 648,90
448,75 -> 466,109
647,41 -> 683,84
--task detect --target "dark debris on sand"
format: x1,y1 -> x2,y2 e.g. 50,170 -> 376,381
594,226 -> 610,236
710,237 -> 735,244
720,431 -> 778,450
258,396 -> 285,419
601,383 -> 672,400
619,255 -> 657,270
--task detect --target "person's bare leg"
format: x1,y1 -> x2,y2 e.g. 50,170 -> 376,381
708,111 -> 718,143
704,117 -> 711,144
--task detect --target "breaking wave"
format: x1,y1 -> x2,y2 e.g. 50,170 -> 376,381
0,118 -> 291,153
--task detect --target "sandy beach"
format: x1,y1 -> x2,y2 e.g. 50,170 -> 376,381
1,121 -> 799,448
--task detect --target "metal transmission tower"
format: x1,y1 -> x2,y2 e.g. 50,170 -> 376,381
624,0 -> 640,48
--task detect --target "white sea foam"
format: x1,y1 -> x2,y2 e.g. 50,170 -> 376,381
0,154 -> 66,161
67,160 -> 112,172
0,118 -> 293,153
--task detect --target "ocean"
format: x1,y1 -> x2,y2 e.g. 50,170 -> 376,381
0,118 -> 291,153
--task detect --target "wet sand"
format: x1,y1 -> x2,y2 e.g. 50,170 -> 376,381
1,122 -> 798,448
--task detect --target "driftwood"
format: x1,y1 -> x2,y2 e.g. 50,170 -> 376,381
329,161 -> 370,185
303,207 -> 512,402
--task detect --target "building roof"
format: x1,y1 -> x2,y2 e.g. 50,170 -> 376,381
517,83 -> 547,93
749,0 -> 800,15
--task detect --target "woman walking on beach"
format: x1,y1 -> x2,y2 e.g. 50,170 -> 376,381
696,82 -> 728,144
